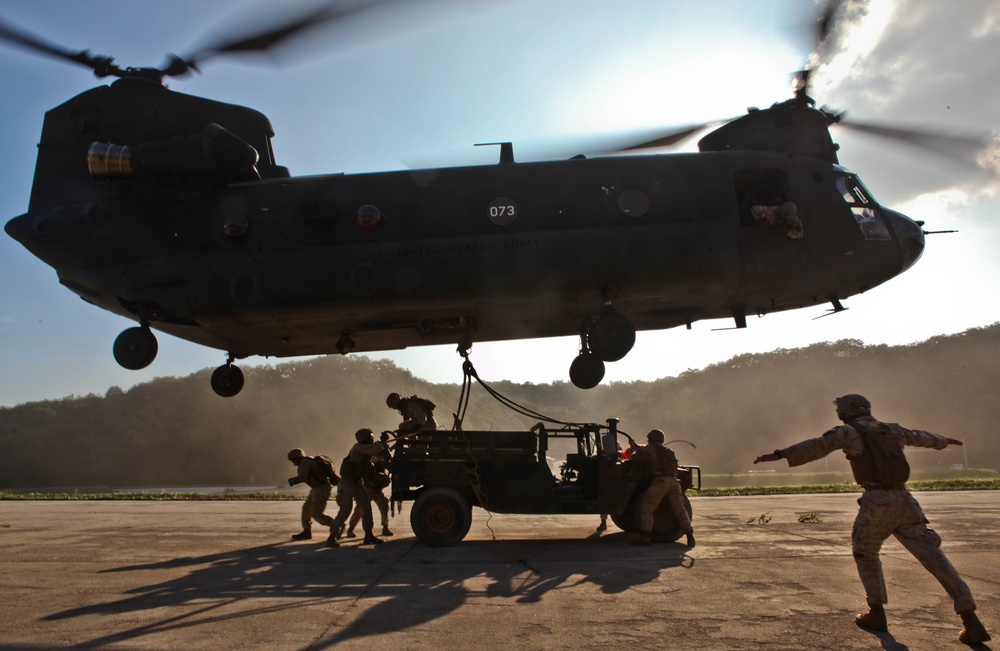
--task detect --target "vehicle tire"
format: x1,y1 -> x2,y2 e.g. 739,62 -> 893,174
611,487 -> 641,532
211,364 -> 244,397
410,487 -> 473,547
616,485 -> 692,542
113,327 -> 158,370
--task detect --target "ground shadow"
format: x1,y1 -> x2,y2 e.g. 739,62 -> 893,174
41,533 -> 692,649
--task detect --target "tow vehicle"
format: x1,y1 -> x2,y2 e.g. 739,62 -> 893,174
390,418 -> 700,546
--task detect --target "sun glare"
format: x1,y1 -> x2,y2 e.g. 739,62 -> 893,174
812,0 -> 896,95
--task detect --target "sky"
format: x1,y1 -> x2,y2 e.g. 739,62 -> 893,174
1,0 -> 998,407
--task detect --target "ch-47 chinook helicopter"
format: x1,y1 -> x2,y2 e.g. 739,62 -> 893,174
1,3 -> 973,397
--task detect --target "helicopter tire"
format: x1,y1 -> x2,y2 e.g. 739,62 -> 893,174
113,326 -> 158,370
569,352 -> 605,389
211,364 -> 245,398
588,312 -> 636,362
612,485 -> 692,542
410,487 -> 473,547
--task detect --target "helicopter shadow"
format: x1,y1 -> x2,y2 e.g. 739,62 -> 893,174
39,533 -> 692,650
320,533 -> 693,648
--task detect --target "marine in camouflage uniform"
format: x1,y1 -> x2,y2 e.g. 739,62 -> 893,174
286,448 -> 336,541
754,394 -> 990,645
328,428 -> 388,548
630,429 -> 695,548
386,392 -> 439,434
346,432 -> 393,538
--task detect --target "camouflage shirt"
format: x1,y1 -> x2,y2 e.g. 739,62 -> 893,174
339,442 -> 388,482
632,442 -> 679,477
781,415 -> 949,469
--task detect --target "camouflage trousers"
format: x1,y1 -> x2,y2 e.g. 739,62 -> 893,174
350,487 -> 389,530
301,483 -> 335,530
852,488 -> 976,613
331,478 -> 373,535
640,476 -> 692,534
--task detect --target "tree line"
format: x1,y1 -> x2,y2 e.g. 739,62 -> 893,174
2,324 -> 998,489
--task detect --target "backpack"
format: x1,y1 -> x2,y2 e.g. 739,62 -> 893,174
848,420 -> 910,485
405,395 -> 436,412
339,454 -> 366,482
311,455 -> 340,486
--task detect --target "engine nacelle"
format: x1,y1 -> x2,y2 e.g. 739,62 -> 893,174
88,123 -> 259,185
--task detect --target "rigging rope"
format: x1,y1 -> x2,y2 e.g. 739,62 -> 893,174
454,357 -> 590,430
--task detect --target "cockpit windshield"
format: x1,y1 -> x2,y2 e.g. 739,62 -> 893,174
837,174 -> 890,241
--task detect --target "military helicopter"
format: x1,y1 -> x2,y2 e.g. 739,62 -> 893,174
1,3 -> 970,397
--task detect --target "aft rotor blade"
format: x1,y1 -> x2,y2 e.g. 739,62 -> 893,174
839,119 -> 995,168
615,122 -> 724,152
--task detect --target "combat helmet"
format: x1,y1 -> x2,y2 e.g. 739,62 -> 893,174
355,428 -> 374,443
386,392 -> 401,408
287,448 -> 305,461
834,394 -> 872,421
647,429 -> 665,443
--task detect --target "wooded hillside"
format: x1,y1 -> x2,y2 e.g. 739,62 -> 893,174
2,324 -> 998,488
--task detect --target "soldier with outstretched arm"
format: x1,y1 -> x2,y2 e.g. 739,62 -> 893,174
753,394 -> 989,645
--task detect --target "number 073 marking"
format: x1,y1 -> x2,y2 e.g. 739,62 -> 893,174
487,197 -> 518,225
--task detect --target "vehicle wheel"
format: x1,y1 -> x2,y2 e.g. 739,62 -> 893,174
619,486 -> 692,542
410,487 -> 472,547
569,352 -> 605,389
211,364 -> 244,397
113,327 -> 158,370
611,488 -> 641,532
588,312 -> 636,362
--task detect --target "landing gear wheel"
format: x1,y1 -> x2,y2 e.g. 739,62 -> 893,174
588,311 -> 636,362
211,364 -> 244,397
569,352 -> 605,389
410,487 -> 472,547
113,327 -> 158,370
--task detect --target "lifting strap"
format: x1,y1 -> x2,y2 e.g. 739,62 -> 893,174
454,357 -> 582,430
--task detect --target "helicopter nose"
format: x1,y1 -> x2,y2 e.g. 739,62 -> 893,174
883,207 -> 925,273
4,213 -> 30,245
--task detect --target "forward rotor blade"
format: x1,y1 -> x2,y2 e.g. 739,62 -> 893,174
0,16 -> 98,70
838,119 -> 995,168
183,0 -> 397,69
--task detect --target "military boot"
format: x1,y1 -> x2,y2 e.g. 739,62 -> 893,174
685,532 -> 696,548
291,530 -> 312,541
362,534 -> 384,545
344,529 -> 356,538
631,532 -> 652,547
959,609 -> 991,644
326,533 -> 340,548
381,526 -> 394,537
855,604 -> 887,632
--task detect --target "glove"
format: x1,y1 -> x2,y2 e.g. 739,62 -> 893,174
288,477 -> 298,486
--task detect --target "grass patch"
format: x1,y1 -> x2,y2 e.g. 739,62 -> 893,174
2,479 -> 999,501
0,491 -> 302,501
746,512 -> 772,525
697,477 -> 1000,497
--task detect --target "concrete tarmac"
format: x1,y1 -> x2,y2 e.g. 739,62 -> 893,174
1,491 -> 997,650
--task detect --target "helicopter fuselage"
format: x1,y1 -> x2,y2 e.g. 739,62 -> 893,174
5,78 -> 925,392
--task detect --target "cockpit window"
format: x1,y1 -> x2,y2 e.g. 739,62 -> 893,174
837,174 -> 890,241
